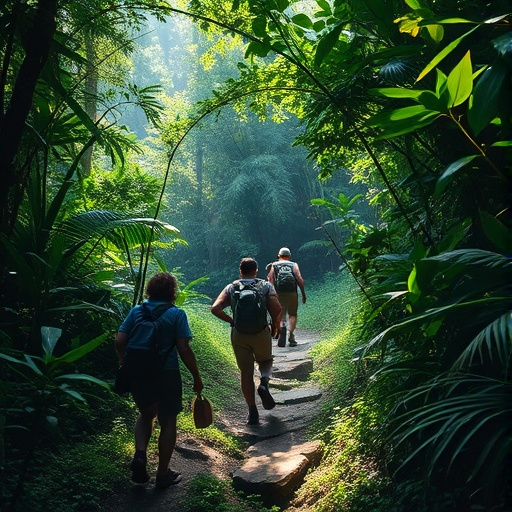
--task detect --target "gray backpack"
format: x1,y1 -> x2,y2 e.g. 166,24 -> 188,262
273,261 -> 297,292
230,279 -> 268,334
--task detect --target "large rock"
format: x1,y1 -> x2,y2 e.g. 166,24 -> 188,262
232,437 -> 323,501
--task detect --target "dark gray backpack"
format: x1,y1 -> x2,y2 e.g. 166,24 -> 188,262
273,261 -> 297,292
230,279 -> 268,334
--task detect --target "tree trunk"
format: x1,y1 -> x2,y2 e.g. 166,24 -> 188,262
0,0 -> 58,228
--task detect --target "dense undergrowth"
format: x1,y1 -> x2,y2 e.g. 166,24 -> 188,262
2,303 -> 248,512
5,270 -> 501,512
290,271 -> 486,512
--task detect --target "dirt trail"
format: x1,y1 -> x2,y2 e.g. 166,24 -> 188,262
100,329 -> 322,512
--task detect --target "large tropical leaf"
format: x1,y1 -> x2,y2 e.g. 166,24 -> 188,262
392,374 -> 511,486
55,210 -> 184,255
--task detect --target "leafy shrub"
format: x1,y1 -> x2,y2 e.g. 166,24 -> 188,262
18,418 -> 132,512
181,473 -> 279,512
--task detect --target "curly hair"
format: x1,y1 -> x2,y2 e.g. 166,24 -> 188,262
145,272 -> 177,302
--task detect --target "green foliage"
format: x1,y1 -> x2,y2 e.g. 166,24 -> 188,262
300,272 -> 359,333
0,329 -> 111,510
18,418 -> 133,512
300,272 -> 370,434
181,473 -> 279,512
77,164 -> 162,215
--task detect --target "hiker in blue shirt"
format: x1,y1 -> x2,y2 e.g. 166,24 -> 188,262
210,258 -> 282,425
114,272 -> 203,489
268,247 -> 306,347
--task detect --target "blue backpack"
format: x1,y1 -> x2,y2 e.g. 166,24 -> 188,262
123,303 -> 175,378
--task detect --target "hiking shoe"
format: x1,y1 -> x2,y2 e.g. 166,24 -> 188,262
130,454 -> 149,484
277,326 -> 287,347
155,469 -> 182,489
247,405 -> 260,425
288,333 -> 297,347
257,382 -> 276,410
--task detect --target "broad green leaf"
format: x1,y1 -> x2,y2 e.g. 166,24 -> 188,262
417,25 -> 479,82
409,239 -> 428,261
252,16 -> 267,37
60,389 -> 87,403
0,353 -> 30,366
316,0 -> 332,15
51,333 -> 108,365
395,13 -> 423,37
417,14 -> 509,81
447,51 -> 473,107
313,19 -> 325,31
405,0 -> 424,9
244,40 -> 271,58
276,0 -> 289,11
370,87 -> 422,99
46,416 -> 59,427
468,60 -> 508,136
435,68 -> 448,96
479,211 -> 512,253
418,90 -> 445,112
369,105 -> 439,138
418,17 -> 476,25
292,13 -> 313,29
492,141 -> 512,147
434,155 -> 480,197
56,373 -> 110,388
426,23 -> 444,43
436,218 -> 471,253
370,104 -> 433,123
408,266 -> 420,294
314,23 -> 344,68
24,355 -> 43,376
41,326 -> 62,358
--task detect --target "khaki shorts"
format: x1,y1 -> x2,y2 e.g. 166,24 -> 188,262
277,291 -> 298,318
231,327 -> 273,375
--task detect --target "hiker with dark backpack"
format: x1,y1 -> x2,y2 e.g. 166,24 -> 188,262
114,272 -> 203,489
210,258 -> 282,425
268,247 -> 306,347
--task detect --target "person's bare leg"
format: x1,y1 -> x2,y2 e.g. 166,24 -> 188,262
288,315 -> 297,335
131,404 -> 157,483
156,414 -> 177,477
240,370 -> 256,406
135,404 -> 157,451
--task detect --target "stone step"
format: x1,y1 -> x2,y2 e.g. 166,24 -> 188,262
272,385 -> 322,405
272,358 -> 313,381
232,436 -> 323,502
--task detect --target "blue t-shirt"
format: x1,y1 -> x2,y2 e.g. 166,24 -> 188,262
118,300 -> 192,370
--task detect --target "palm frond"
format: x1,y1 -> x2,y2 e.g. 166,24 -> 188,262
453,311 -> 512,374
56,210 -> 183,253
392,375 -> 511,483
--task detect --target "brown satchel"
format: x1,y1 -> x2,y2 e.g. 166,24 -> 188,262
192,393 -> 213,429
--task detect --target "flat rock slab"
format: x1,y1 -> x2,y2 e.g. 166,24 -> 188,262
272,385 -> 322,405
272,358 -> 313,381
233,438 -> 323,500
229,391 -> 324,443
